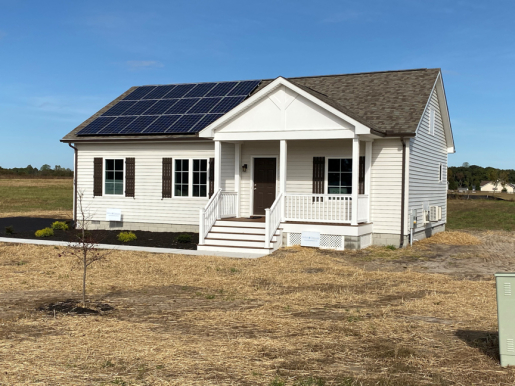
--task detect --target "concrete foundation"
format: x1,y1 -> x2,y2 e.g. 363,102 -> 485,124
85,220 -> 199,233
372,223 -> 446,248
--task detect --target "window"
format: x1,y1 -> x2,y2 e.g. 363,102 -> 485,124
327,158 -> 352,194
192,159 -> 208,197
439,163 -> 444,183
174,159 -> 208,198
429,107 -> 435,135
174,159 -> 189,197
105,159 -> 124,195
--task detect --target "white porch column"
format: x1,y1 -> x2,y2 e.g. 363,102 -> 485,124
365,141 -> 373,222
280,140 -> 287,220
351,137 -> 360,225
234,142 -> 241,217
214,140 -> 222,192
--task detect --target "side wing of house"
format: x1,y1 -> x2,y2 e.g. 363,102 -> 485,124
408,81 -> 450,237
75,141 -> 221,231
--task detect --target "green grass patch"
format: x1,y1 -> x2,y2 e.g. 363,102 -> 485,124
447,199 -> 515,230
0,179 -> 73,214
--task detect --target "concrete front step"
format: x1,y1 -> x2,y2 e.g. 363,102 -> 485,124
207,232 -> 277,242
197,244 -> 272,255
204,238 -> 267,248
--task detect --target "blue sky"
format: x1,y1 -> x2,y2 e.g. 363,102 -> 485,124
0,0 -> 513,170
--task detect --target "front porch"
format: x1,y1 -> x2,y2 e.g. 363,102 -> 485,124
198,138 -> 374,253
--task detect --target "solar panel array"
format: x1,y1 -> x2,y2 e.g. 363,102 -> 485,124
77,80 -> 261,136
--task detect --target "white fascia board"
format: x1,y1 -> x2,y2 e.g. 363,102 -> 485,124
414,71 -> 455,154
214,129 -> 357,141
198,76 -> 373,138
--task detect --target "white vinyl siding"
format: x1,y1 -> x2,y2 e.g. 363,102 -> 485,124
75,141 -> 214,226
409,89 -> 448,231
369,139 -> 404,234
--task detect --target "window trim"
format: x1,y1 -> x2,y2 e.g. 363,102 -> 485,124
324,157 -> 353,195
172,158 -> 210,199
103,157 -> 125,197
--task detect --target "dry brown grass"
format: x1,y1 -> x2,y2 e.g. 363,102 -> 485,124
417,231 -> 481,246
0,210 -> 72,219
1,243 -> 513,385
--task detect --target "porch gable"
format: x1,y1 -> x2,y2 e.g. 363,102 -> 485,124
199,77 -> 375,141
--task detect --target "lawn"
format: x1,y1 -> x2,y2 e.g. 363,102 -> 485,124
447,199 -> 515,231
0,178 -> 72,218
1,237 -> 515,385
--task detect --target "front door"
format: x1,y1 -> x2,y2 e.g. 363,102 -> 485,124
253,158 -> 276,215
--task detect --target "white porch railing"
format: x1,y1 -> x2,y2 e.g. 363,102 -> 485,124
220,191 -> 238,218
284,193 -> 369,223
199,190 -> 238,245
264,192 -> 283,249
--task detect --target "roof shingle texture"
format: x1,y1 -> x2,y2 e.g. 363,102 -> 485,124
62,68 -> 440,141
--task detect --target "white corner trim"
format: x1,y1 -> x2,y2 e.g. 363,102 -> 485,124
198,77 -> 373,138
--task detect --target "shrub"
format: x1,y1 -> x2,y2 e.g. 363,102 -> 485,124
117,231 -> 137,243
51,221 -> 69,231
176,233 -> 192,243
35,227 -> 54,237
5,226 -> 14,235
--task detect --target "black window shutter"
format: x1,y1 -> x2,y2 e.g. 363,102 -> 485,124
313,157 -> 325,202
125,158 -> 135,197
93,158 -> 103,197
162,158 -> 172,198
359,156 -> 365,194
209,157 -> 215,198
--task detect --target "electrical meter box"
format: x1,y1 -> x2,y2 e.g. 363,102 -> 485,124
495,273 -> 515,367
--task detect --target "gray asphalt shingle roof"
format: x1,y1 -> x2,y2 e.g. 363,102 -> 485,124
61,68 -> 440,142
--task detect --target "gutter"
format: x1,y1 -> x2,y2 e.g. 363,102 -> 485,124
400,138 -> 407,248
68,143 -> 78,225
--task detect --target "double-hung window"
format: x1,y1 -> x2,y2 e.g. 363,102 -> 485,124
174,159 -> 208,197
327,158 -> 352,194
105,159 -> 124,195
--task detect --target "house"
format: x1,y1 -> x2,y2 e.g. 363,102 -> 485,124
480,180 -> 515,193
457,187 -> 469,193
61,68 -> 455,255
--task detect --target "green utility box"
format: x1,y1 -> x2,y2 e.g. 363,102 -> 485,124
495,273 -> 515,367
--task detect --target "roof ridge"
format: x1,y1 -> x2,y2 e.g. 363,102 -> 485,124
284,68 -> 439,81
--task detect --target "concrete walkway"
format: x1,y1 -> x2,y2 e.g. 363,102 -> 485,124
0,237 -> 267,259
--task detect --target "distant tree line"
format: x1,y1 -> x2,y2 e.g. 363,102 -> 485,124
0,164 -> 73,178
448,162 -> 514,191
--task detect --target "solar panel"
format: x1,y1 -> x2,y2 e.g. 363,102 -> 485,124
123,86 -> 157,100
165,98 -> 200,114
163,84 -> 196,99
98,116 -> 137,134
142,85 -> 176,100
120,116 -> 159,134
102,101 -> 137,116
143,99 -> 178,115
120,100 -> 157,116
206,82 -> 238,97
143,115 -> 182,133
209,96 -> 246,114
187,97 -> 221,114
77,79 -> 261,136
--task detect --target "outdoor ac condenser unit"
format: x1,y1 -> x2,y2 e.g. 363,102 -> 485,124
495,273 -> 515,366
429,206 -> 442,222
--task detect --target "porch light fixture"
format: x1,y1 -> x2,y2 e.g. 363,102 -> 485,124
242,164 -> 248,172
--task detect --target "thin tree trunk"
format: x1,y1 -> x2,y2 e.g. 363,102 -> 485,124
83,251 -> 87,307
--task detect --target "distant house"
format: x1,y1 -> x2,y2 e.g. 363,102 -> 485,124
457,187 -> 469,193
61,68 -> 455,254
480,180 -> 515,193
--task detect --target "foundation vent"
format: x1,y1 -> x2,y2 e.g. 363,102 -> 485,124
287,232 -> 343,250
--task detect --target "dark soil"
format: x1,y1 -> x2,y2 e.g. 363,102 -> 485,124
37,299 -> 115,315
0,217 -> 198,250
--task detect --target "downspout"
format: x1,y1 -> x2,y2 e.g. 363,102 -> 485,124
68,143 -> 78,225
400,138 -> 406,248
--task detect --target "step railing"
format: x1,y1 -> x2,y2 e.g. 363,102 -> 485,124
264,192 -> 283,249
199,189 -> 222,245
199,190 -> 238,245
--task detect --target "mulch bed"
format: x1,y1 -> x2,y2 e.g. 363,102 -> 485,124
0,217 -> 198,250
37,300 -> 115,315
